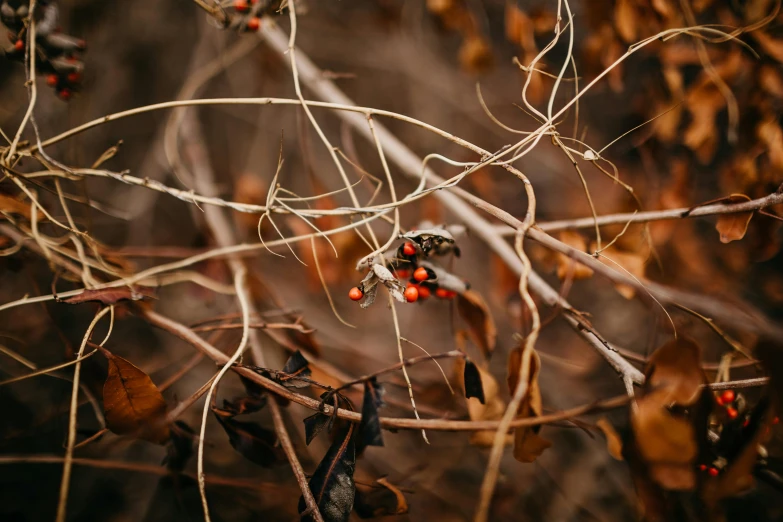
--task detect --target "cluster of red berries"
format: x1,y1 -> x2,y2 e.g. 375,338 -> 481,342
1,0 -> 85,101
229,0 -> 266,32
716,389 -> 738,420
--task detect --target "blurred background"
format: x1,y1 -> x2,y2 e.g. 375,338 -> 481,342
1,0 -> 782,520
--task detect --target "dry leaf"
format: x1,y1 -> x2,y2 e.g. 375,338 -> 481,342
715,194 -> 753,244
507,346 -> 551,462
753,30 -> 783,64
0,194 -> 31,219
556,231 -> 594,281
596,417 -> 624,461
756,117 -> 783,171
459,36 -> 493,74
102,351 -> 169,444
614,0 -> 638,44
454,355 -> 510,447
456,290 -> 497,358
63,286 -> 156,305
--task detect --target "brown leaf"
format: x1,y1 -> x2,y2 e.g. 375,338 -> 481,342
459,36 -> 493,74
715,194 -> 753,244
456,290 -> 497,358
507,346 -> 551,462
596,417 -> 624,461
753,30 -> 783,64
556,231 -> 594,281
0,194 -> 32,219
757,117 -> 783,171
102,351 -> 169,444
63,286 -> 156,305
591,242 -> 647,299
614,0 -> 638,44
454,354 -> 510,447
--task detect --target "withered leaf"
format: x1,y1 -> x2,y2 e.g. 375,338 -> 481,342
279,350 -> 312,388
304,412 -> 332,446
556,231 -> 594,281
102,351 -> 170,444
507,347 -> 551,463
455,356 -> 509,447
456,290 -> 497,358
299,421 -> 357,522
358,378 -> 384,451
614,0 -> 638,44
462,358 -> 485,404
64,286 -> 156,305
213,413 -> 284,467
0,193 -> 31,219
354,477 -> 408,518
163,421 -> 196,472
715,194 -> 753,244
596,418 -> 624,461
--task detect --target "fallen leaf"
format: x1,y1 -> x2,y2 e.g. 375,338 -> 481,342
102,351 -> 169,444
715,194 -> 753,243
596,417 -> 624,461
299,421 -> 357,522
507,346 -> 551,462
456,290 -> 497,358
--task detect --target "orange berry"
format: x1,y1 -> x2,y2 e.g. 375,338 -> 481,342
413,267 -> 429,282
234,0 -> 249,11
67,72 -> 81,83
698,464 -> 707,471
402,242 -> 417,256
435,288 -> 456,299
720,390 -> 735,404
404,286 -> 419,302
247,17 -> 261,31
14,39 -> 23,51
418,285 -> 431,299
708,467 -> 719,477
46,74 -> 58,86
348,287 -> 363,301
396,269 -> 410,280
726,407 -> 738,420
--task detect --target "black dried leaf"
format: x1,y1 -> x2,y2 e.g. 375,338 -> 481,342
214,413 -> 284,467
220,395 -> 266,416
358,378 -> 384,452
240,375 -> 267,399
299,422 -> 357,522
279,350 -> 312,388
304,412 -> 332,445
463,359 -> 485,404
163,421 -> 196,472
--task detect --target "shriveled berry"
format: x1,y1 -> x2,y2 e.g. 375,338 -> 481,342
720,390 -> 735,404
247,17 -> 261,31
14,39 -> 23,51
348,287 -> 363,301
46,74 -> 58,86
404,286 -> 419,303
234,0 -> 249,11
708,467 -> 719,477
726,407 -> 738,420
413,267 -> 429,282
402,242 -> 417,256
418,285 -> 431,299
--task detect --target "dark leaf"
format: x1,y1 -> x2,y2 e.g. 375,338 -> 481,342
358,378 -> 384,451
279,350 -> 312,388
220,395 -> 267,416
354,478 -> 409,518
102,351 -> 170,444
63,286 -> 156,305
304,412 -> 332,445
463,359 -> 485,404
213,413 -> 284,467
163,421 -> 196,472
299,422 -> 357,522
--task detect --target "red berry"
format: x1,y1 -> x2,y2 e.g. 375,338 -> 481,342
14,39 -> 23,51
773,417 -> 780,425
234,0 -> 249,11
720,390 -> 735,404
708,467 -> 719,477
395,269 -> 410,280
743,418 -> 750,428
716,396 -> 725,406
435,288 -> 456,299
247,17 -> 261,31
58,88 -> 72,101
699,464 -> 707,471
726,407 -> 738,420
402,242 -> 417,256
404,286 -> 419,303
418,285 -> 431,299
413,267 -> 429,282
67,72 -> 81,83
348,287 -> 363,301
46,74 -> 58,86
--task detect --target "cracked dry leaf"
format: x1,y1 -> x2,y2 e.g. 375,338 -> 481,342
715,194 -> 753,244
507,346 -> 551,463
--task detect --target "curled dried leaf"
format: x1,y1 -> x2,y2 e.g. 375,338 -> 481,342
507,347 -> 551,462
596,417 -> 624,461
715,194 -> 753,243
456,290 -> 497,358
